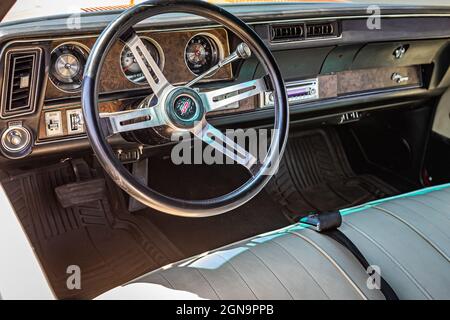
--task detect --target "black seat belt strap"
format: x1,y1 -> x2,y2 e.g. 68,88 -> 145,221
300,211 -> 399,300
324,229 -> 399,300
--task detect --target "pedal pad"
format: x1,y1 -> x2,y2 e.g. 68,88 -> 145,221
55,178 -> 106,208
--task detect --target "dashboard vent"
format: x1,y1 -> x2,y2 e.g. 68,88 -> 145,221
270,21 -> 339,43
270,24 -> 304,42
305,22 -> 337,39
1,49 -> 41,118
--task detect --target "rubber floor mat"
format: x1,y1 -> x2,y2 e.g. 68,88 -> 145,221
135,160 -> 290,258
0,162 -> 183,299
266,128 -> 398,221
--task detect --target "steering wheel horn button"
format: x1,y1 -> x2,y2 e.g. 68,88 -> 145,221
165,87 -> 205,128
174,95 -> 198,121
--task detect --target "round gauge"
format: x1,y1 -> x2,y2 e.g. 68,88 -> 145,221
50,43 -> 89,93
185,34 -> 220,76
120,38 -> 162,85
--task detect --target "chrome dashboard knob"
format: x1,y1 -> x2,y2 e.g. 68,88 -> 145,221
1,123 -> 33,159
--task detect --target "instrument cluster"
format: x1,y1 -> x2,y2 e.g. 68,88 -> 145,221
49,33 -> 223,93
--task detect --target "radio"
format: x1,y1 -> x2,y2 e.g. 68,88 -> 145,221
264,78 -> 319,107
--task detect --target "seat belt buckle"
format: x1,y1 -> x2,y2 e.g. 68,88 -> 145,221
299,211 -> 342,232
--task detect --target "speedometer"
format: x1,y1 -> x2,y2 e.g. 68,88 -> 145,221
185,34 -> 220,76
120,37 -> 163,85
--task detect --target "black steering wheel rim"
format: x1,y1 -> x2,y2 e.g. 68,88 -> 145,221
82,0 -> 289,217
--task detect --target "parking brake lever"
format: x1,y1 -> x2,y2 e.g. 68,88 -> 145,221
185,42 -> 252,88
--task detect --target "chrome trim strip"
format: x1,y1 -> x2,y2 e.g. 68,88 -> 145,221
133,13 -> 450,32
336,84 -> 422,99
34,134 -> 87,146
269,33 -> 343,45
247,13 -> 450,25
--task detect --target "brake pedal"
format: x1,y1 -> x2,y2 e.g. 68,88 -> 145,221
55,178 -> 106,208
55,159 -> 106,208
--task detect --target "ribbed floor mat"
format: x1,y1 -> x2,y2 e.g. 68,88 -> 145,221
266,129 -> 398,220
135,159 -> 290,257
1,162 -> 183,299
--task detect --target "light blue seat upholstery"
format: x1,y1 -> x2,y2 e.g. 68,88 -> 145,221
97,184 -> 450,300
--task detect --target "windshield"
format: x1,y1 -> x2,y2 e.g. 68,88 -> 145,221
2,0 -> 450,23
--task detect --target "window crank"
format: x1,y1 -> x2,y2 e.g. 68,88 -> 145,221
391,72 -> 409,84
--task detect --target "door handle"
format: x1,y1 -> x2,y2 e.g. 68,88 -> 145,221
391,72 -> 409,84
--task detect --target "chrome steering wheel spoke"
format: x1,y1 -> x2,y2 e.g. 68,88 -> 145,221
125,30 -> 173,98
192,121 -> 258,172
200,77 -> 268,113
100,105 -> 166,137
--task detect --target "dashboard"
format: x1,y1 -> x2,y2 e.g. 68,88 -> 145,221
0,27 -> 240,154
2,3 -> 450,163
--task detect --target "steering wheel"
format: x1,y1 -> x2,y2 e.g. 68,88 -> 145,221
82,0 -> 289,217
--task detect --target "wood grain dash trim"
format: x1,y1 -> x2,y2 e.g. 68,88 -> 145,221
45,28 -> 232,100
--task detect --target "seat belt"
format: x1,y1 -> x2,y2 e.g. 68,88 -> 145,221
300,211 -> 399,300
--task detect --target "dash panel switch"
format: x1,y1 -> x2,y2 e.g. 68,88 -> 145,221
66,109 -> 85,135
45,111 -> 63,137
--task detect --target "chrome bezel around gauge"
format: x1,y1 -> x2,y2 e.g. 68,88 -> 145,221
184,32 -> 224,77
120,36 -> 165,85
49,42 -> 90,94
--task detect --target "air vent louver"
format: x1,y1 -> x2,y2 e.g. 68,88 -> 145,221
271,24 -> 304,42
270,21 -> 339,43
306,22 -> 336,38
1,49 -> 41,118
